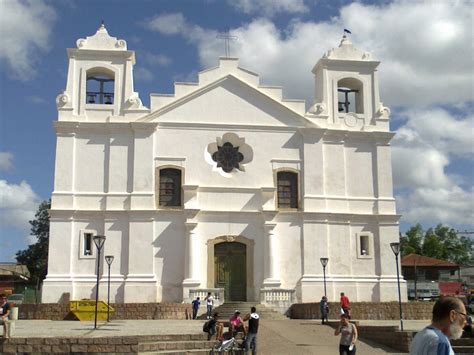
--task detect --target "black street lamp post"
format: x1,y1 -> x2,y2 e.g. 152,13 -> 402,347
105,255 -> 114,322
320,257 -> 329,297
93,235 -> 106,329
390,242 -> 404,331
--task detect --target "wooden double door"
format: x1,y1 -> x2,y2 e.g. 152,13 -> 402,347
214,242 -> 247,301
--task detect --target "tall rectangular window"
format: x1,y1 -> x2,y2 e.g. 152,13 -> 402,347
277,171 -> 298,209
356,232 -> 373,259
84,233 -> 93,256
360,235 -> 369,256
159,168 -> 182,207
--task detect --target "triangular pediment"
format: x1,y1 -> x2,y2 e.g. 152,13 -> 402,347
139,74 -> 311,128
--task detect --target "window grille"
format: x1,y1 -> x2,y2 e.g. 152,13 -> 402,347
277,171 -> 298,209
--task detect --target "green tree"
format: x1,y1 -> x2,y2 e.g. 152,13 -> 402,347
401,223 -> 474,265
422,230 -> 444,259
400,224 -> 423,256
16,200 -> 50,291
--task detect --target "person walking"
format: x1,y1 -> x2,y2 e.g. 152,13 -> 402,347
410,296 -> 468,355
205,292 -> 214,319
191,296 -> 200,320
243,306 -> 259,355
335,313 -> 358,355
340,292 -> 351,319
0,294 -> 11,338
320,296 -> 329,324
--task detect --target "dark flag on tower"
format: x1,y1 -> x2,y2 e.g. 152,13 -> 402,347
344,29 -> 352,34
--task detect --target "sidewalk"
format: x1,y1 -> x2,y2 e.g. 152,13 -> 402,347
3,318 -> 428,353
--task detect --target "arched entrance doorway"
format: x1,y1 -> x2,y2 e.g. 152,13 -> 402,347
214,242 -> 247,301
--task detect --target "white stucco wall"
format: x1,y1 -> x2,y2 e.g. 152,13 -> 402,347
42,27 -> 405,304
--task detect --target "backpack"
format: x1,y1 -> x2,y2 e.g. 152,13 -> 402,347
203,321 -> 210,332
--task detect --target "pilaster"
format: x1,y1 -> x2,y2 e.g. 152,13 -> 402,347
182,222 -> 200,302
262,222 -> 281,287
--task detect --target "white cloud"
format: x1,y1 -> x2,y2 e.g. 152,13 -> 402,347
392,108 -> 473,190
0,180 -> 40,231
145,1 -> 472,108
395,109 -> 474,158
397,186 -> 474,227
144,13 -> 188,35
392,146 -> 451,189
134,67 -> 154,82
142,52 -> 171,67
229,0 -> 308,17
392,108 -> 473,227
0,0 -> 57,80
0,152 -> 14,172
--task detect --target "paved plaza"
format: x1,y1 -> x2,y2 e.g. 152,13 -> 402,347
7,318 -> 430,354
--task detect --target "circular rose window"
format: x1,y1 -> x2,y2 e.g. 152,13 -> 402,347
205,133 -> 253,176
212,142 -> 244,173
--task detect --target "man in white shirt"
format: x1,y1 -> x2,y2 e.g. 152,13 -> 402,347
205,292 -> 214,320
410,296 -> 468,355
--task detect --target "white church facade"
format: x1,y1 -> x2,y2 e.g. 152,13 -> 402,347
42,25 -> 406,307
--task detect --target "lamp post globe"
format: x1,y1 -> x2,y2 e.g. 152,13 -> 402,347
93,235 -> 106,329
390,242 -> 401,256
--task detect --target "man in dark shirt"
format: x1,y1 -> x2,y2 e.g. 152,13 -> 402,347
0,294 -> 11,338
191,297 -> 200,320
243,306 -> 259,355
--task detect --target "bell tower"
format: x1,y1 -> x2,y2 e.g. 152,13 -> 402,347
308,34 -> 390,131
56,23 -> 147,121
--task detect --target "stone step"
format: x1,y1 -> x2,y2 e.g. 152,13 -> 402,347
142,350 -> 210,355
452,346 -> 474,354
139,334 -> 209,341
200,302 -> 288,320
452,338 -> 474,345
208,303 -> 287,320
138,340 -> 215,352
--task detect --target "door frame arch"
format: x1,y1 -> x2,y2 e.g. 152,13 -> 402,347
207,235 -> 255,302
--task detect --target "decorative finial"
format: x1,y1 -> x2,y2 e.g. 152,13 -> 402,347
98,20 -> 106,31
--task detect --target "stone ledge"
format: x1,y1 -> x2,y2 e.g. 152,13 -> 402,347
18,302 -> 193,320
290,302 -> 432,320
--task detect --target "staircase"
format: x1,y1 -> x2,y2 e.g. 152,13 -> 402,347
203,302 -> 288,320
139,303 -> 286,354
451,337 -> 474,355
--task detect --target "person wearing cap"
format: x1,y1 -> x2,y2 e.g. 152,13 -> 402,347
243,306 -> 259,355
229,310 -> 245,336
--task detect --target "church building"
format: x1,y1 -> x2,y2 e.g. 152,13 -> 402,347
42,25 -> 405,308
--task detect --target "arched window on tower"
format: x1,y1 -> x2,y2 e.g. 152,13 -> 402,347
277,171 -> 298,209
86,69 -> 114,105
158,168 -> 182,207
337,78 -> 363,114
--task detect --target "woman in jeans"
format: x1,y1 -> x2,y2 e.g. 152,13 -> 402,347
334,313 -> 358,355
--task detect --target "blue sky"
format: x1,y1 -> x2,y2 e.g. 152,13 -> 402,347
0,0 -> 473,262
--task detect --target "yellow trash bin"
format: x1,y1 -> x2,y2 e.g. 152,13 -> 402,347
70,300 -> 114,321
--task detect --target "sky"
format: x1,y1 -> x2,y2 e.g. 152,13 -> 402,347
0,0 -> 473,262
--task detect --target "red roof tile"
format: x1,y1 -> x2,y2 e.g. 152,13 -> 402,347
401,253 -> 459,268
